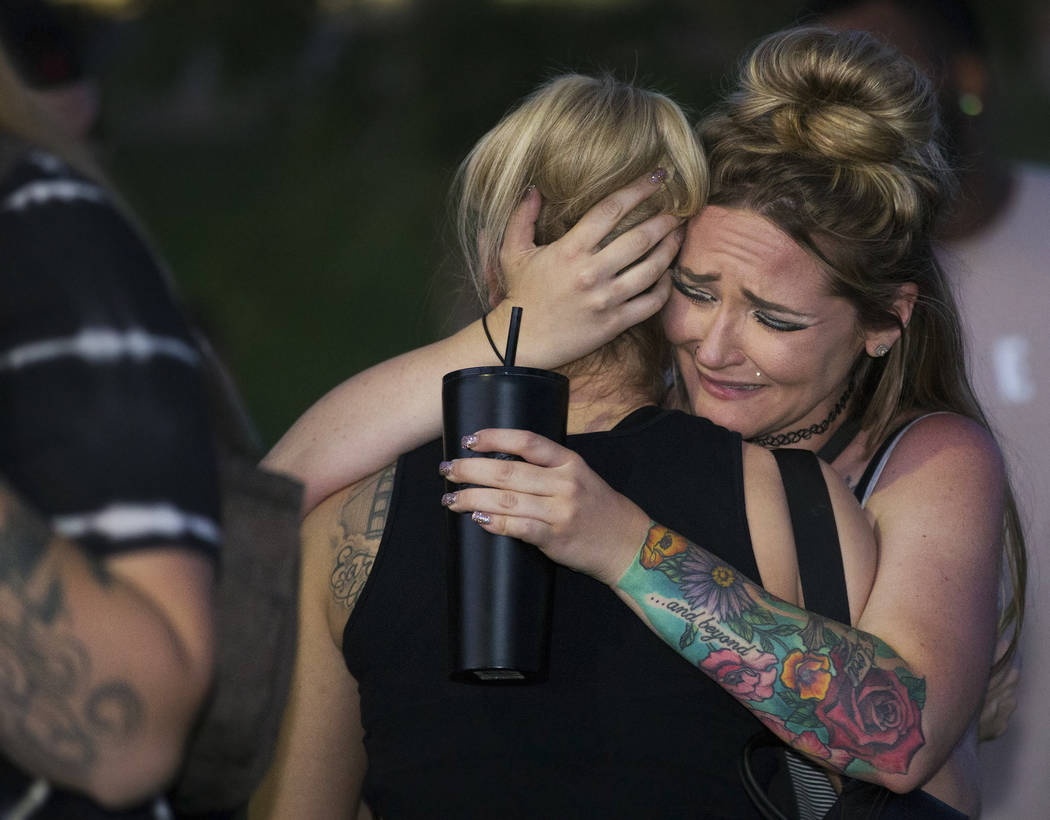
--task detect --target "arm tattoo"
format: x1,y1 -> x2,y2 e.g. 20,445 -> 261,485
329,465 -> 395,612
618,523 -> 927,778
0,483 -> 144,781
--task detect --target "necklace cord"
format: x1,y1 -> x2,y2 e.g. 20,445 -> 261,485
748,381 -> 855,450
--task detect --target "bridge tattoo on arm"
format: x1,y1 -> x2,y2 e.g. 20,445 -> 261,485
618,523 -> 927,777
0,482 -> 144,782
329,465 -> 395,612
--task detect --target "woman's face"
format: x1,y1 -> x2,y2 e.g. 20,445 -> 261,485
662,206 -> 873,443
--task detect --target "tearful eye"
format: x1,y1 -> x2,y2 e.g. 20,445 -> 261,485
754,312 -> 807,332
670,270 -> 716,305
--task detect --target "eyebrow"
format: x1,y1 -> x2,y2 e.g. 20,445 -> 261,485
676,267 -> 815,319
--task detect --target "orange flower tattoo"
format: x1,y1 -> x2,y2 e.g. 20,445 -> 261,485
781,649 -> 833,701
640,526 -> 688,569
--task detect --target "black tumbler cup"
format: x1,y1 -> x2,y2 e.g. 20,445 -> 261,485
442,364 -> 569,683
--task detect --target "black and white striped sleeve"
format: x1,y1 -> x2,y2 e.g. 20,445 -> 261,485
0,152 -> 221,560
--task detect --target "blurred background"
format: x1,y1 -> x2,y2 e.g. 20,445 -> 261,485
5,0 -> 1049,448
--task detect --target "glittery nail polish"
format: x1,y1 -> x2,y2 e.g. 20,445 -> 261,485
441,492 -> 457,507
461,434 -> 478,449
649,167 -> 667,185
471,511 -> 491,525
438,461 -> 453,476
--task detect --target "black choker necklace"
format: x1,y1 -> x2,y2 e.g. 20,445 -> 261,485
748,381 -> 855,449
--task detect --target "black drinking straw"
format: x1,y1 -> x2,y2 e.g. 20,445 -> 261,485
504,306 -> 523,367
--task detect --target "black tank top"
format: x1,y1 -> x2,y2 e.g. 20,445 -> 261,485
344,406 -> 766,818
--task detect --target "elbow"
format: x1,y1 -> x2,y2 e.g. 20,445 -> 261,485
881,769 -> 929,796
89,654 -> 215,808
88,740 -> 185,809
859,750 -> 942,796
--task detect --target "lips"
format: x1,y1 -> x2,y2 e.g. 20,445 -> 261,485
697,372 -> 764,401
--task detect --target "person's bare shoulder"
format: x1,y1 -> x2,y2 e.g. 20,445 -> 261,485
741,443 -> 877,624
866,412 -> 1004,516
817,459 -> 877,625
301,464 -> 397,641
740,443 -> 800,605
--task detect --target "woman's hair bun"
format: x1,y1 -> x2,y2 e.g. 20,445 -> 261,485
767,99 -> 907,164
731,26 -> 938,167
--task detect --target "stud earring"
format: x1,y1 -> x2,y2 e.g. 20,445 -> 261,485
872,343 -> 890,357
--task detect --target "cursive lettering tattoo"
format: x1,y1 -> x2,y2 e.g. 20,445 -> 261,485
619,522 -> 927,777
0,484 -> 144,782
329,465 -> 395,612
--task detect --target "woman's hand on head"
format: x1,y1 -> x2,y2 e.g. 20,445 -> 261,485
439,429 -> 651,586
489,173 -> 685,370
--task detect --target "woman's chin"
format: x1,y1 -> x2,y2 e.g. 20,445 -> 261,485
688,403 -> 762,438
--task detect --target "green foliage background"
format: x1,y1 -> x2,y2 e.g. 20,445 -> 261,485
78,0 -> 1049,447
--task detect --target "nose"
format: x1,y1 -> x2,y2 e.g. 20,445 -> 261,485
692,307 -> 745,370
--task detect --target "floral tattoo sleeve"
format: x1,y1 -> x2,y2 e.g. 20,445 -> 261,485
621,524 -> 926,777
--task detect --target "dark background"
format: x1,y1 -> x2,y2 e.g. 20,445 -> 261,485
31,0 -> 1050,447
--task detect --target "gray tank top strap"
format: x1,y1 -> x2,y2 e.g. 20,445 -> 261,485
855,413 -> 950,506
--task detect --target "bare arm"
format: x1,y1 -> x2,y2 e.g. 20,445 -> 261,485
440,417 -> 1002,793
251,466 -> 394,818
0,481 -> 215,808
263,175 -> 683,514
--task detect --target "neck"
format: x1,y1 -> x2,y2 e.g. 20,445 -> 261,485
748,380 -> 855,452
565,371 -> 654,435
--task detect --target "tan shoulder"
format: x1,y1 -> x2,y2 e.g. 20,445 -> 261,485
741,443 -> 877,623
740,443 -> 799,605
300,464 -> 397,639
873,412 -> 1004,495
817,458 -> 877,624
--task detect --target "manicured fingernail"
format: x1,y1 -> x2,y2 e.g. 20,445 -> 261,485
438,461 -> 453,476
441,492 -> 457,507
649,167 -> 667,185
471,511 -> 491,525
522,183 -> 536,200
461,434 -> 478,449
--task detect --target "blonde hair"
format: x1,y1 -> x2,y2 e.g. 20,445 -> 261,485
702,26 -> 1024,670
455,73 -> 707,401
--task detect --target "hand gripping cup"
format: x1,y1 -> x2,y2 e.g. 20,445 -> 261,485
442,308 -> 568,682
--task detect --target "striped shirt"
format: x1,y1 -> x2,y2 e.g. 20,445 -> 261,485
0,147 -> 220,559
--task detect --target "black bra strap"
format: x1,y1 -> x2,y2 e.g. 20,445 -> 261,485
816,415 -> 862,464
851,421 -> 912,503
770,449 -> 850,624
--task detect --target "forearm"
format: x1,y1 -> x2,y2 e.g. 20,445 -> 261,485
264,180 -> 684,517
615,523 -> 929,791
0,485 -> 214,807
265,308 -> 529,515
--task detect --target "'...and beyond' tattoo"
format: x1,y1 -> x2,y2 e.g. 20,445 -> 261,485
618,523 -> 927,777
